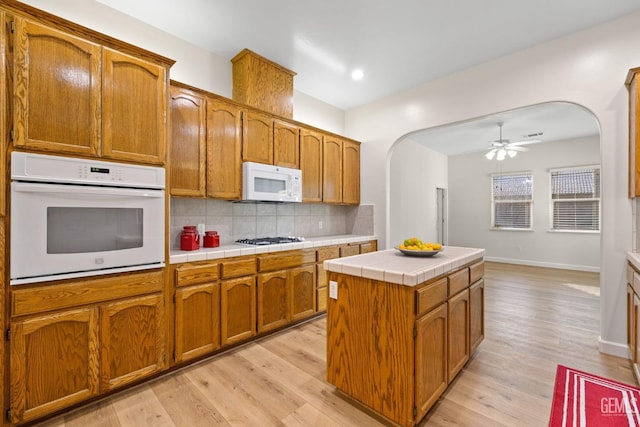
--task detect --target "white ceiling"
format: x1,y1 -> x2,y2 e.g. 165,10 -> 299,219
94,0 -> 640,110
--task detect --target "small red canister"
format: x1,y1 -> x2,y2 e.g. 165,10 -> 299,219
203,231 -> 220,248
180,225 -> 200,251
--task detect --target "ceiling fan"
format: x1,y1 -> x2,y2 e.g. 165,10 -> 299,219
485,122 -> 542,160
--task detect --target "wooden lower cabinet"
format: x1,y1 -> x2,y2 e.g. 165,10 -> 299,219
415,303 -> 448,422
221,276 -> 256,345
100,293 -> 165,391
290,265 -> 316,321
469,279 -> 485,354
175,283 -> 221,363
447,289 -> 470,383
9,307 -> 100,424
628,283 -> 636,361
257,270 -> 290,333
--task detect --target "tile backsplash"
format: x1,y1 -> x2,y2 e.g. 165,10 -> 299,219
170,198 -> 374,249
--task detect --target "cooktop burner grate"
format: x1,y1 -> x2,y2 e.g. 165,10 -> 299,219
235,236 -> 305,246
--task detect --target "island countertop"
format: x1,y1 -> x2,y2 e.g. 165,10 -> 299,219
323,245 -> 485,286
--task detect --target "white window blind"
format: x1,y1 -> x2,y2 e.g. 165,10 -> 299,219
491,173 -> 533,229
550,166 -> 600,232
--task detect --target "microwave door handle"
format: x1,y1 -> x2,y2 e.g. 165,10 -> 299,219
12,182 -> 164,197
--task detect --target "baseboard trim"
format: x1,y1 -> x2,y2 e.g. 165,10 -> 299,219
484,256 -> 600,273
598,336 -> 629,358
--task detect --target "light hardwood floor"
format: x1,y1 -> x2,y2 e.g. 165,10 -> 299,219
34,262 -> 635,427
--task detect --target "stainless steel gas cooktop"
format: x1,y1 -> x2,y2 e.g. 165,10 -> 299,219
235,236 -> 305,246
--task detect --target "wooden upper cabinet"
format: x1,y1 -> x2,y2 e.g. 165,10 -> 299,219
170,85 -> 206,196
102,48 -> 167,164
207,98 -> 242,199
300,128 -> 323,203
342,140 -> 360,205
627,68 -> 640,197
13,18 -> 101,156
10,307 -> 100,424
1,12 -> 7,217
323,136 -> 343,204
242,110 -> 273,164
273,119 -> 299,168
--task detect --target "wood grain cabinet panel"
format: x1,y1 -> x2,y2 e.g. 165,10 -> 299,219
635,293 -> 640,378
342,140 -> 360,205
100,294 -> 165,391
415,303 -> 447,422
290,265 -> 316,321
323,136 -> 343,203
221,276 -> 256,346
207,98 -> 243,199
627,68 -> 640,197
447,289 -> 470,383
169,85 -> 207,196
300,128 -> 323,202
273,119 -> 299,168
469,279 -> 485,354
10,308 -> 99,424
0,12 -> 7,217
13,18 -> 101,156
242,110 -> 273,164
102,47 -> 167,164
257,270 -> 290,333
175,283 -> 220,363
416,278 -> 447,317
628,283 -> 636,362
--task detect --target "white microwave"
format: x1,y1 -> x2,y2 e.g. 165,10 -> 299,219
242,162 -> 302,202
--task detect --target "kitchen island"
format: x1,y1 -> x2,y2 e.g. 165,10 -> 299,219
324,246 -> 485,427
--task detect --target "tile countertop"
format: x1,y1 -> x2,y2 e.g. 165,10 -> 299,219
628,252 -> 640,271
324,246 -> 485,287
169,234 -> 378,264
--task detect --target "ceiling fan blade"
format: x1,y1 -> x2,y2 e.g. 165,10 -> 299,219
510,139 -> 542,146
507,145 -> 530,152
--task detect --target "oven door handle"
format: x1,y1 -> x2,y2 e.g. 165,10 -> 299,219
12,182 -> 165,197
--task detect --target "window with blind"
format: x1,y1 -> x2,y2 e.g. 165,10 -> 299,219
491,173 -> 533,229
550,166 -> 600,232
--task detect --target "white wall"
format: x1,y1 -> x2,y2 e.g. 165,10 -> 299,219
16,0 -> 346,135
346,13 -> 639,357
448,136 -> 600,271
389,140 -> 448,246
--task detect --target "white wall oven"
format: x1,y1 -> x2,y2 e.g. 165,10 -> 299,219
10,152 -> 166,285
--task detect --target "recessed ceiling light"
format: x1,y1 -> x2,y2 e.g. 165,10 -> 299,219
351,69 -> 364,80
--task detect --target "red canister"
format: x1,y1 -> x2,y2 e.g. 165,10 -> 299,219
180,226 -> 200,251
203,231 -> 220,248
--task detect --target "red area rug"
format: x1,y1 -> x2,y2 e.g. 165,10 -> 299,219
549,365 -> 640,426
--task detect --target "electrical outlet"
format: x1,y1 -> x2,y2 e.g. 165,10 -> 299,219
197,223 -> 205,235
319,220 -> 323,229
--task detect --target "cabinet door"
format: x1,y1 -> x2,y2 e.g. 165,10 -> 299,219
206,98 -> 242,199
300,128 -> 323,202
175,283 -> 220,363
242,110 -> 273,164
323,136 -> 343,203
629,70 -> 640,197
342,140 -> 360,205
0,13 -> 7,217
273,119 -> 299,168
415,303 -> 447,422
635,293 -> 640,371
360,240 -> 377,254
170,85 -> 206,196
469,279 -> 484,354
447,288 -> 470,383
102,47 -> 167,164
257,270 -> 290,332
221,276 -> 256,345
629,283 -> 636,360
290,265 -> 316,321
316,264 -> 328,312
10,308 -> 99,424
13,18 -> 100,156
100,293 -> 165,391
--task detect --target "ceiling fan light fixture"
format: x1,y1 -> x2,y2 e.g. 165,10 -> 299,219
496,148 -> 506,161
485,150 -> 496,160
507,149 -> 517,158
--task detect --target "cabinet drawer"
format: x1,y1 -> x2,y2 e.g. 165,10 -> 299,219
220,257 -> 257,279
258,250 -> 315,272
317,246 -> 340,262
416,277 -> 447,318
340,244 -> 360,257
629,263 -> 636,285
360,241 -> 377,254
175,262 -> 220,287
469,261 -> 484,284
448,268 -> 470,296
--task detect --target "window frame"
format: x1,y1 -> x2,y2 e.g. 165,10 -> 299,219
548,165 -> 601,234
490,171 -> 534,231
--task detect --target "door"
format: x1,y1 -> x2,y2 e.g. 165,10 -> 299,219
436,187 -> 447,245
